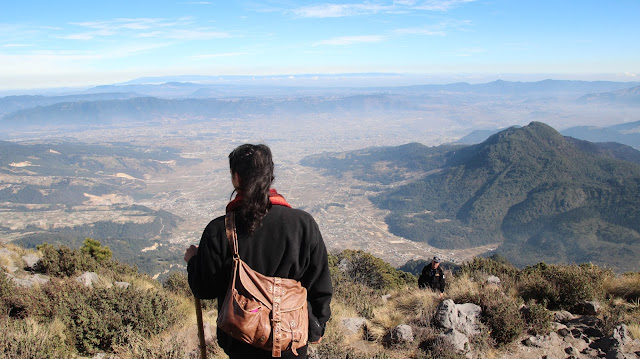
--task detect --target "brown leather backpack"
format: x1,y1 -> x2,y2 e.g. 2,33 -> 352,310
217,212 -> 309,357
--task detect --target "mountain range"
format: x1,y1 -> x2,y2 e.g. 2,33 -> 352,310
302,122 -> 640,272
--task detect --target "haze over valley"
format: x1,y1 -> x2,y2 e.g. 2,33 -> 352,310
2,78 -> 640,274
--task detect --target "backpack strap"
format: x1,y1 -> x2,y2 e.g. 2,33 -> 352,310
224,212 -> 239,259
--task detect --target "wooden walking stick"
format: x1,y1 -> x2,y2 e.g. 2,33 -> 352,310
195,297 -> 207,359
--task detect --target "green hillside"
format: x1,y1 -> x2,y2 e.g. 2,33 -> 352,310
303,122 -> 640,272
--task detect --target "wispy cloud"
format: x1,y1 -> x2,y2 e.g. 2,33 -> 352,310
313,35 -> 387,46
137,29 -> 231,40
293,0 -> 475,18
394,19 -> 471,36
293,4 -> 391,18
190,52 -> 248,59
57,17 -> 231,41
394,27 -> 446,36
3,43 -> 33,48
412,0 -> 476,11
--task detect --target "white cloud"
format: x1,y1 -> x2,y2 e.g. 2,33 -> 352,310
313,35 -> 386,46
413,0 -> 476,11
137,29 -> 231,40
293,4 -> 391,18
292,0 -> 475,18
3,43 -> 33,48
394,27 -> 446,36
190,52 -> 247,59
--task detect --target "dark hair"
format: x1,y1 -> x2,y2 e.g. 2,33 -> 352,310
229,144 -> 275,233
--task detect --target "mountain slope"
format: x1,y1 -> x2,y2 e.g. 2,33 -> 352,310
563,119 -> 640,150
303,122 -> 640,271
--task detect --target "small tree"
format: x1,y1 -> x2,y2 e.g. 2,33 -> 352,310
81,238 -> 112,262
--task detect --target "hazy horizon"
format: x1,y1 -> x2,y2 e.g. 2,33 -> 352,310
2,0 -> 638,90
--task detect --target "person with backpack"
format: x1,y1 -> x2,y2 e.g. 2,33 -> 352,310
418,256 -> 446,298
184,144 -> 332,358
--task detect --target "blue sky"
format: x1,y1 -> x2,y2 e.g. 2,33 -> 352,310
1,0 -> 639,89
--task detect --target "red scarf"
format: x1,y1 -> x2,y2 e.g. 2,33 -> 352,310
226,188 -> 291,213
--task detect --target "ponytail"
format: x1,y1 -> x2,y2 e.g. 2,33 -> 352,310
228,144 -> 274,233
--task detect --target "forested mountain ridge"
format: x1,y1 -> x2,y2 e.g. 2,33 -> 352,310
303,122 -> 640,271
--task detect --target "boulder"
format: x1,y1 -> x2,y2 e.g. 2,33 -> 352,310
114,281 -> 130,289
22,253 -> 40,270
523,332 -> 562,349
553,310 -> 574,323
341,317 -> 367,335
434,299 -> 482,336
611,324 -> 632,348
573,300 -> 601,315
383,324 -> 414,346
76,271 -> 99,287
8,273 -> 50,288
439,328 -> 470,355
486,275 -> 501,285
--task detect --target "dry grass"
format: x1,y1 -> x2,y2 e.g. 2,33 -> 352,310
628,323 -> 640,340
447,272 -> 481,302
606,273 -> 640,302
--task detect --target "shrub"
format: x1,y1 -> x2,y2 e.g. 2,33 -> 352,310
458,255 -> 518,281
10,277 -> 181,355
334,250 -> 416,291
0,317 -> 70,358
0,269 -> 13,314
522,300 -> 553,336
518,262 -> 608,309
163,271 -> 191,297
36,243 -> 99,277
81,237 -> 112,261
465,286 -> 524,346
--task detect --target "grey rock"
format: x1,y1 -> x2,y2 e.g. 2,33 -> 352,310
114,281 -> 130,289
341,317 -> 367,334
486,275 -> 501,285
434,299 -> 482,336
523,332 -> 562,349
611,324 -> 632,348
439,328 -> 470,354
383,324 -> 414,345
22,253 -> 40,270
557,327 -> 571,337
553,310 -> 574,323
381,294 -> 391,302
8,273 -> 50,288
565,346 -> 578,355
574,300 -> 601,315
605,348 -> 636,359
76,271 -> 99,287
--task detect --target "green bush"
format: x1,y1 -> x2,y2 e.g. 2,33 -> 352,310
81,237 -> 112,261
518,262 -> 609,309
163,271 -> 191,297
0,317 -> 70,358
523,300 -> 553,335
458,255 -> 518,283
6,275 -> 181,355
333,250 -> 416,291
1,270 -> 13,314
36,243 -> 99,277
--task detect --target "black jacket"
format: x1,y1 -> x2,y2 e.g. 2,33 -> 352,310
187,205 -> 333,357
418,264 -> 445,292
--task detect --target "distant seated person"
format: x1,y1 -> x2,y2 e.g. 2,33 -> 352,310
418,256 -> 445,298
